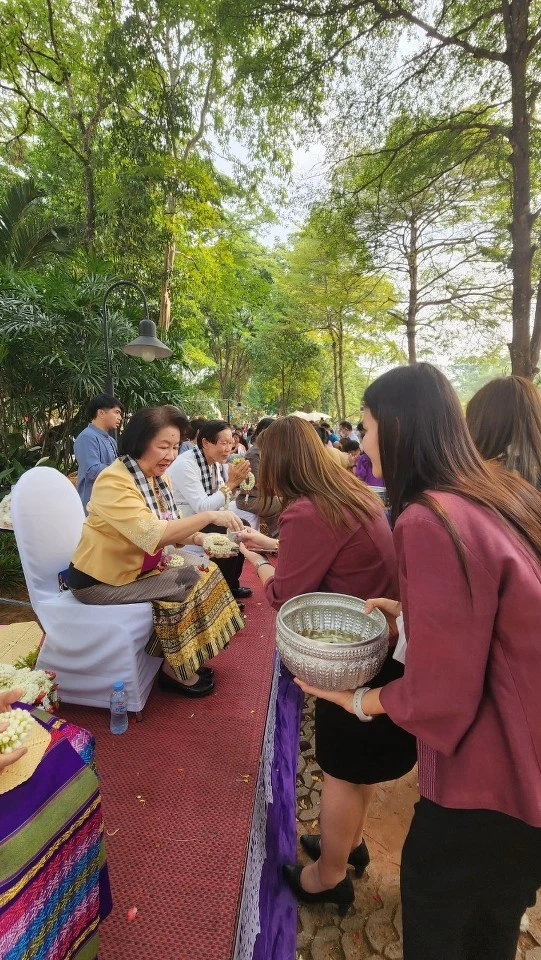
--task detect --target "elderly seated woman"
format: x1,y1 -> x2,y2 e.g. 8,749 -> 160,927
68,405 -> 245,698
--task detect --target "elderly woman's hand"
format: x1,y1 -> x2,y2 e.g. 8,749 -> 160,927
211,510 -> 244,532
0,688 -> 28,774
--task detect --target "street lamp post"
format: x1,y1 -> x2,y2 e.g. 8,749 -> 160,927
101,279 -> 172,396
217,398 -> 243,425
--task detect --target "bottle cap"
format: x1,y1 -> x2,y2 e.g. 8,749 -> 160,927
113,681 -> 125,691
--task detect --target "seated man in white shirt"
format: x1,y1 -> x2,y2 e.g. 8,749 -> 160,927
168,420 -> 253,604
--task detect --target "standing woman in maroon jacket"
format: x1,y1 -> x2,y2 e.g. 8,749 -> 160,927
238,416 -> 416,914
298,363 -> 541,960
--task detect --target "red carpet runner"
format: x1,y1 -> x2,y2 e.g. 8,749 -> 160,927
61,567 -> 277,960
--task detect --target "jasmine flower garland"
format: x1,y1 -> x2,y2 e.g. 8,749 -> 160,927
231,457 -> 255,502
0,664 -> 59,713
0,707 -> 34,754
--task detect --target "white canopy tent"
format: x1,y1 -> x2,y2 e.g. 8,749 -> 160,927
305,410 -> 332,422
290,410 -> 311,420
290,410 -> 332,422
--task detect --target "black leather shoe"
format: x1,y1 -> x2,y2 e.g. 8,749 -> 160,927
232,586 -> 253,599
158,669 -> 214,697
300,835 -> 370,879
196,666 -> 214,680
300,833 -> 370,877
283,864 -> 354,915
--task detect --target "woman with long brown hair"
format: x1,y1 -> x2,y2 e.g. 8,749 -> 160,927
232,416 -> 281,534
238,416 -> 416,914
297,363 -> 541,959
466,374 -> 541,488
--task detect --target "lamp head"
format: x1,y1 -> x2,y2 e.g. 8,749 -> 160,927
123,318 -> 172,362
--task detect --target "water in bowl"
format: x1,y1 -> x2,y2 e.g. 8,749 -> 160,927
305,629 -> 359,644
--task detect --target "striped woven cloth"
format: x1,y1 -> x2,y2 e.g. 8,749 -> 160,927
147,561 -> 245,680
0,706 -> 112,960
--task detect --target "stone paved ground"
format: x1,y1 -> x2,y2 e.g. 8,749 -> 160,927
295,696 -> 541,960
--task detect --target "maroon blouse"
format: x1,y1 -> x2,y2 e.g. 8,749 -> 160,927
264,496 -> 398,610
380,492 -> 541,826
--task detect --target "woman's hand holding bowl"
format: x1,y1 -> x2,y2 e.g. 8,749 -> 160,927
293,678 -> 356,713
364,597 -> 401,640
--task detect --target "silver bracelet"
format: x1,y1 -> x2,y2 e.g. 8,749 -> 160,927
255,559 -> 273,572
352,686 -> 374,722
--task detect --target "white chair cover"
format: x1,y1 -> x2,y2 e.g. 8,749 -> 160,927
11,467 -> 160,712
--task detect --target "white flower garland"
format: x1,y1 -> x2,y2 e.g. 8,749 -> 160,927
0,707 -> 34,754
232,456 -> 255,492
0,663 -> 59,713
231,457 -> 255,502
202,533 -> 239,557
0,493 -> 13,529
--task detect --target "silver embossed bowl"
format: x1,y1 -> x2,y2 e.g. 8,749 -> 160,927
276,592 -> 389,691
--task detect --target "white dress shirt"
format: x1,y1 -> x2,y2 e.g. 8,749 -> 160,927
169,450 -> 233,556
167,449 -> 227,517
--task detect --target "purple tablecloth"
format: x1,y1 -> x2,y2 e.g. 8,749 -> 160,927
233,656 -> 303,960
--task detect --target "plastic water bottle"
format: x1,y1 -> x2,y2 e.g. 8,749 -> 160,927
110,681 -> 128,734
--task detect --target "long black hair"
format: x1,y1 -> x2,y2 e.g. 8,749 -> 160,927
364,363 -> 541,560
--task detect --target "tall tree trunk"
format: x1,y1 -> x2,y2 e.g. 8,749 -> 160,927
329,332 -> 340,418
337,322 -> 346,419
159,239 -> 176,331
82,160 -> 96,251
406,217 -> 418,364
530,266 -> 541,373
507,4 -> 534,377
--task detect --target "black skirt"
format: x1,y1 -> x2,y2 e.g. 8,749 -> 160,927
315,650 -> 417,784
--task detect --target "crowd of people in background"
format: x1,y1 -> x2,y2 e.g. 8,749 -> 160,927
4,368 -> 541,960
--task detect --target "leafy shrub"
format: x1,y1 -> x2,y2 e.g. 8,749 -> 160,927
0,533 -> 24,593
0,432 -> 49,493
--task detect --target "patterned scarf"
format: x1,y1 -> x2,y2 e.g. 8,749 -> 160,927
193,445 -> 223,495
119,454 -> 179,519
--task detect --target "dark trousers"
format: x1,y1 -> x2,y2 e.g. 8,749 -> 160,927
201,522 -> 245,593
401,797 -> 541,960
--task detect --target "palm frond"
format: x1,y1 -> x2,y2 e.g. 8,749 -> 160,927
11,220 -> 71,270
0,179 -> 45,260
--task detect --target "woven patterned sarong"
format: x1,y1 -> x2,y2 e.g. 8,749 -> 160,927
147,561 -> 245,680
0,705 -> 112,960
